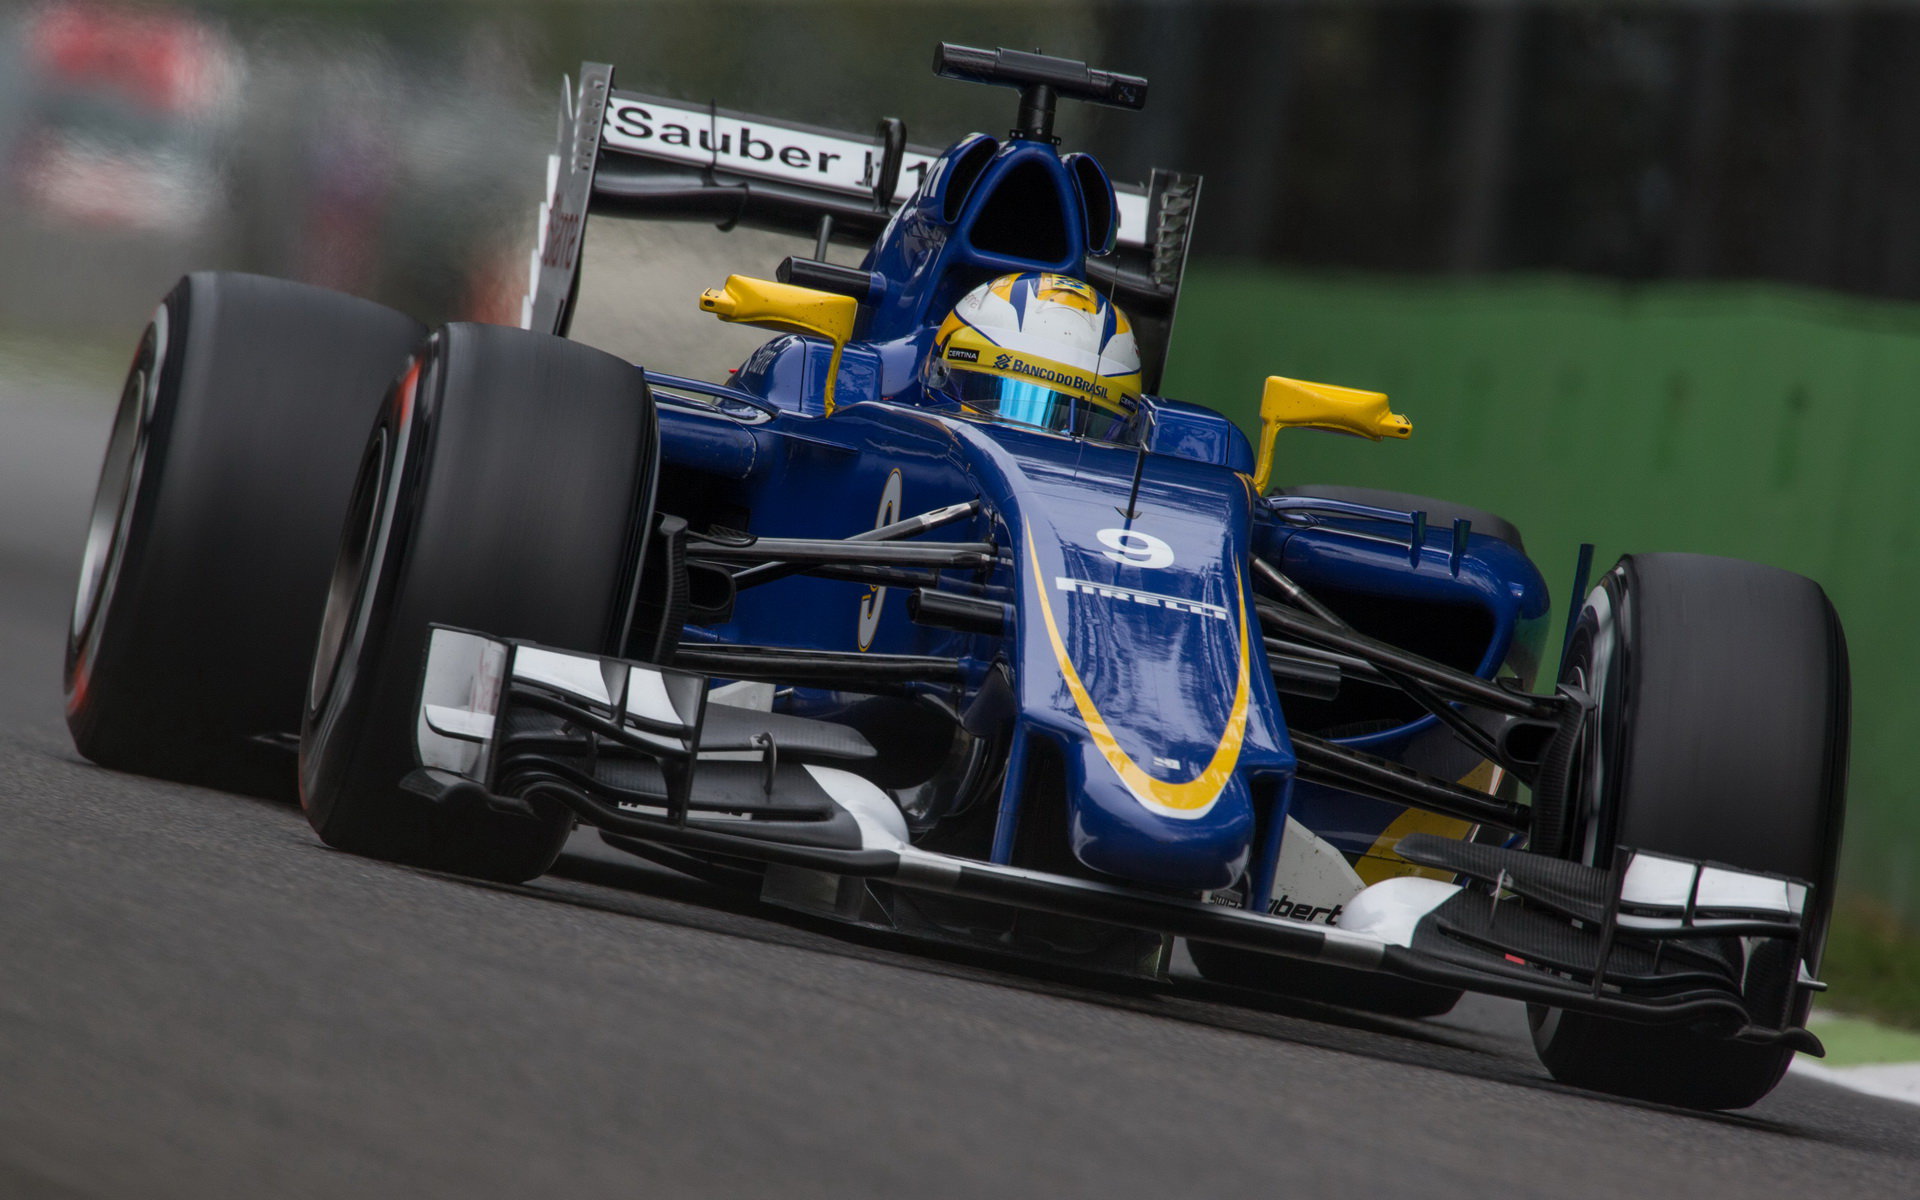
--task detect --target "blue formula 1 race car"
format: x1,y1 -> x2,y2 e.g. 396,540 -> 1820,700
67,45 -> 1850,1110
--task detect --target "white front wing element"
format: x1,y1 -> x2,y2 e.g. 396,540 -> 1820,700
1336,877 -> 1463,948
804,764 -> 908,850
416,627 -> 509,779
1265,816 -> 1367,922
1333,848 -> 1813,952
1616,851 -> 1808,931
415,629 -> 708,786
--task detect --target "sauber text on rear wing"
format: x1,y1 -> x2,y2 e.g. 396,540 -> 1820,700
523,63 -> 1200,391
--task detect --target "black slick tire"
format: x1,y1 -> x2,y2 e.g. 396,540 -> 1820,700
1529,553 -> 1849,1110
299,322 -> 658,884
65,272 -> 424,798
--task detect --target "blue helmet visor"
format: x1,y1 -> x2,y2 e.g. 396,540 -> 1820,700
941,370 -> 1139,444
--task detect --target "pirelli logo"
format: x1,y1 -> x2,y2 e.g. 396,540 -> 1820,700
1054,577 -> 1228,621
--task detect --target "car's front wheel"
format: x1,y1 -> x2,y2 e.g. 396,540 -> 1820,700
1528,553 -> 1849,1110
299,322 -> 659,883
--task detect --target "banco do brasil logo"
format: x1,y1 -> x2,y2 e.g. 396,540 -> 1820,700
992,354 -> 1107,400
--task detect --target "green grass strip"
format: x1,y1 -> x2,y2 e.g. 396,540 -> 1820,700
1807,1011 -> 1920,1067
1817,899 -> 1920,1036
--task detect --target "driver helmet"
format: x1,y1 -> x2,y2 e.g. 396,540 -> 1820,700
923,273 -> 1143,441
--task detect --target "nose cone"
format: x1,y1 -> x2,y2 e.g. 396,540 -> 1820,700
940,417 -> 1293,895
1020,513 -> 1265,892
1066,744 -> 1256,890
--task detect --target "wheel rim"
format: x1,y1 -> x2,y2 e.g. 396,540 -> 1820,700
1530,579 -> 1623,863
302,352 -> 425,804
307,427 -> 389,720
1568,582 -> 1622,867
1530,579 -> 1623,1042
68,306 -> 165,704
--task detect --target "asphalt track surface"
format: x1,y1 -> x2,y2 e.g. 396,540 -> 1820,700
4,361 -> 1920,1200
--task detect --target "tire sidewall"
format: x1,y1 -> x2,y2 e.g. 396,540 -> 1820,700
66,272 -> 425,795
300,348 -> 433,842
299,323 -> 658,879
1529,553 -> 1849,1108
66,297 -> 179,738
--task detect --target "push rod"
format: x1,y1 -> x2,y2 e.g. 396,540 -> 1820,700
673,643 -> 965,687
790,563 -> 941,589
1291,732 -> 1530,833
690,537 -> 996,569
731,501 -> 982,589
1261,636 -> 1393,687
1257,602 -> 1561,721
1253,559 -> 1548,775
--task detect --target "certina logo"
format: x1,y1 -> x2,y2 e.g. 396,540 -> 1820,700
945,347 -> 980,364
1054,577 -> 1228,621
992,354 -> 1108,401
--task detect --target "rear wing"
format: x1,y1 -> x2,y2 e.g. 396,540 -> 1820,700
523,63 -> 1201,391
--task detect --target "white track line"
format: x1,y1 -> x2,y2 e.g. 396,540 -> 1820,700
1790,1058 -> 1920,1106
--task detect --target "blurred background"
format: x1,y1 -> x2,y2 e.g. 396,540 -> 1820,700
6,0 -> 1920,1017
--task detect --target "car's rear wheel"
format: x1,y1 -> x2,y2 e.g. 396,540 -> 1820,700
1528,553 -> 1849,1109
299,322 -> 659,884
65,272 -> 423,798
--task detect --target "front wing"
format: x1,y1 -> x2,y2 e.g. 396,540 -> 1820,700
410,626 -> 1825,1055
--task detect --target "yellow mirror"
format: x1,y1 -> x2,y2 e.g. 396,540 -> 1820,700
699,276 -> 859,415
1251,375 -> 1412,493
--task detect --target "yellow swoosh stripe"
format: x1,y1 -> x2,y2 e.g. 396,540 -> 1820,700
1354,761 -> 1499,884
1026,524 -> 1251,819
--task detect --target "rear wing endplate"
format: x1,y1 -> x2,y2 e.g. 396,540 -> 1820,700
524,63 -> 1200,389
